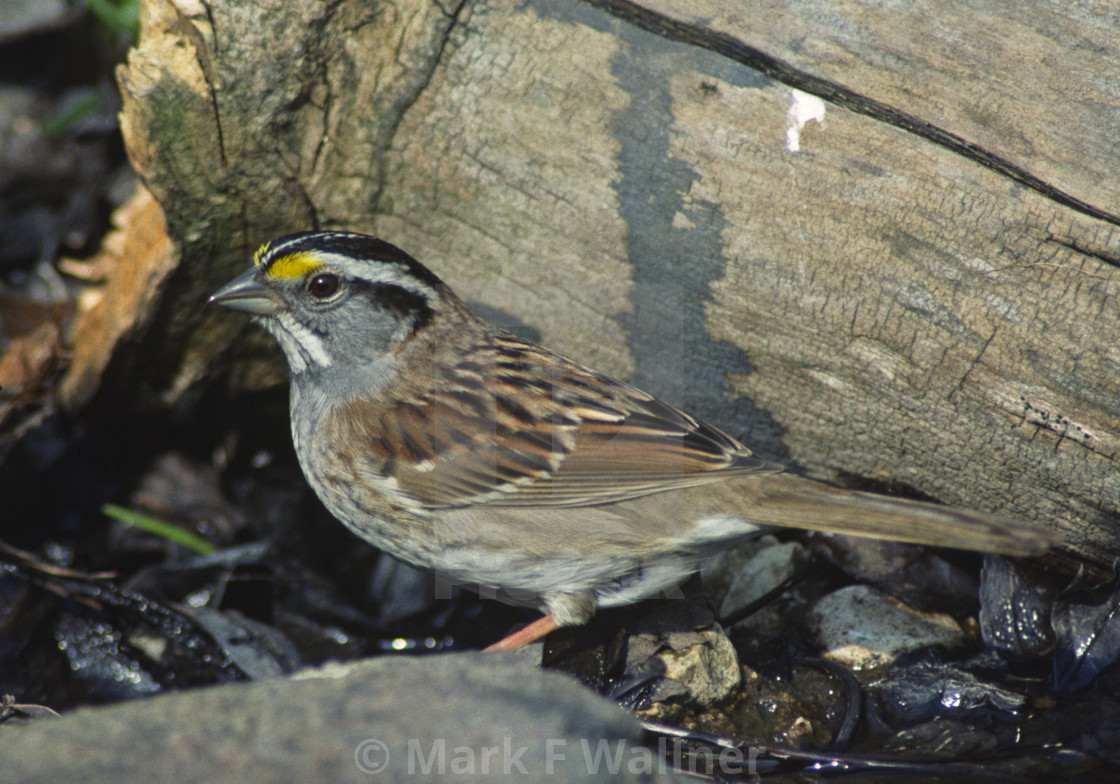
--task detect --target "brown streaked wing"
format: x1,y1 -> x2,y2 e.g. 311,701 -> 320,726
379,333 -> 782,509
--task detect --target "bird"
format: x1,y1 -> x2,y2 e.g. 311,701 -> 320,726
209,230 -> 1054,651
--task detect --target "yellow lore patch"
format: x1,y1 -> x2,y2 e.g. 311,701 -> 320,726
266,252 -> 322,279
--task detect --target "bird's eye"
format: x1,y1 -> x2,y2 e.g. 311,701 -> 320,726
307,273 -> 340,299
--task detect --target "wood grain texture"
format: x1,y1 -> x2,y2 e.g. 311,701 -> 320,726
116,0 -> 1120,560
612,0 -> 1120,214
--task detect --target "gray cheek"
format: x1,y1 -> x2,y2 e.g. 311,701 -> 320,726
325,300 -> 414,362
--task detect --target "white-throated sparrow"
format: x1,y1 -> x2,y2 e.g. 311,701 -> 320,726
210,231 -> 1053,650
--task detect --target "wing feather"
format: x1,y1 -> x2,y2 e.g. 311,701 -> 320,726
336,333 -> 780,510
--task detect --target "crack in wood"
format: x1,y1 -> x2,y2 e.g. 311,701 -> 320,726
171,3 -> 227,168
1043,235 -> 1120,268
371,0 -> 468,214
582,0 -> 1120,241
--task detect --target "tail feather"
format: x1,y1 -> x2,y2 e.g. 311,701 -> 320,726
728,474 -> 1054,557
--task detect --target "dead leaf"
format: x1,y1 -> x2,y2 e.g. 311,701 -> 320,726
0,321 -> 63,402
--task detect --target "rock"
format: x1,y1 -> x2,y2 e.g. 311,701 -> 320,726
815,536 -> 981,613
0,0 -> 70,43
978,554 -> 1055,660
808,585 -> 965,671
624,594 -> 741,717
655,627 -> 741,707
700,535 -> 777,603
710,539 -> 809,621
368,554 -> 439,627
0,653 -> 686,783
868,658 -> 1028,724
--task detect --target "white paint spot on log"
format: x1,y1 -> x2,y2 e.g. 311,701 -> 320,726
786,89 -> 826,152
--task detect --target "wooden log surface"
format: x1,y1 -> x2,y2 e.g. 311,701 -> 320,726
101,0 -> 1120,561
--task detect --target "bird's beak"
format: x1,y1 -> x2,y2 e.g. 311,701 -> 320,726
208,267 -> 284,316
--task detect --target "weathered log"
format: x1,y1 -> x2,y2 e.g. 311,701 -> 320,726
96,0 -> 1119,561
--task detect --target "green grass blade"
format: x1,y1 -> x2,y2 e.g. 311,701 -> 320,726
101,503 -> 218,556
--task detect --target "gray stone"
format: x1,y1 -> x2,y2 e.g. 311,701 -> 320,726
0,654 -> 687,783
0,0 -> 70,43
714,539 -> 809,620
700,536 -> 777,603
808,585 -> 965,671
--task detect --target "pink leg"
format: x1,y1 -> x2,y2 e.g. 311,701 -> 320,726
483,614 -> 561,652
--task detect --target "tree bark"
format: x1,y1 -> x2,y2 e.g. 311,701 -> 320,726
101,0 -> 1120,561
